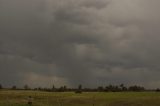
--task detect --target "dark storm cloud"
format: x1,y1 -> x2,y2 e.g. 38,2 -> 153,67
1,0 -> 160,88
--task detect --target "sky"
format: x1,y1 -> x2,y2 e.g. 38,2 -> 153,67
1,0 -> 160,89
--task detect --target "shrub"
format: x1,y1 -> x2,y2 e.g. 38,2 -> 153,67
0,84 -> 2,89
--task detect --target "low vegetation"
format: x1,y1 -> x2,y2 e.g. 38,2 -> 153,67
0,84 -> 160,106
0,90 -> 160,106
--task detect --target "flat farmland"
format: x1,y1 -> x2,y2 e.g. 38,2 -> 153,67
0,90 -> 160,106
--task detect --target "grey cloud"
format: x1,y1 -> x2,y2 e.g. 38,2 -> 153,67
0,0 -> 160,88
81,0 -> 110,9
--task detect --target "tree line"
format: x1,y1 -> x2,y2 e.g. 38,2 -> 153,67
0,83 -> 160,92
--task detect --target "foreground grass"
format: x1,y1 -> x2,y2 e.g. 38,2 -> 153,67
0,90 -> 160,106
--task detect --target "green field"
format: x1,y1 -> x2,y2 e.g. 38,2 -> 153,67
0,90 -> 160,106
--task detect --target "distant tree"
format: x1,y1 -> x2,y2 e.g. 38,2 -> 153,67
78,84 -> 82,90
156,88 -> 160,92
120,84 -> 124,89
129,85 -> 145,91
38,87 -> 42,91
75,84 -> 82,93
122,86 -> 128,91
98,86 -> 104,92
24,84 -> 29,90
105,84 -> 114,92
43,88 -> 50,92
12,85 -> 17,90
0,84 -> 2,89
58,86 -> 65,92
52,85 -> 55,90
104,86 -> 109,92
52,85 -> 56,92
105,85 -> 121,92
34,88 -> 38,90
63,85 -> 67,91
119,84 -> 127,91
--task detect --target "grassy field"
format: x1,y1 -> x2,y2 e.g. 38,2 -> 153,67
0,90 -> 160,106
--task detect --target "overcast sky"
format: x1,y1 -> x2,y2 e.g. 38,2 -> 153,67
1,0 -> 160,88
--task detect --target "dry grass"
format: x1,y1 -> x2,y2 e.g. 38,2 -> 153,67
0,90 -> 160,106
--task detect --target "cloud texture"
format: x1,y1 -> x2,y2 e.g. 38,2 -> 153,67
1,0 -> 160,88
